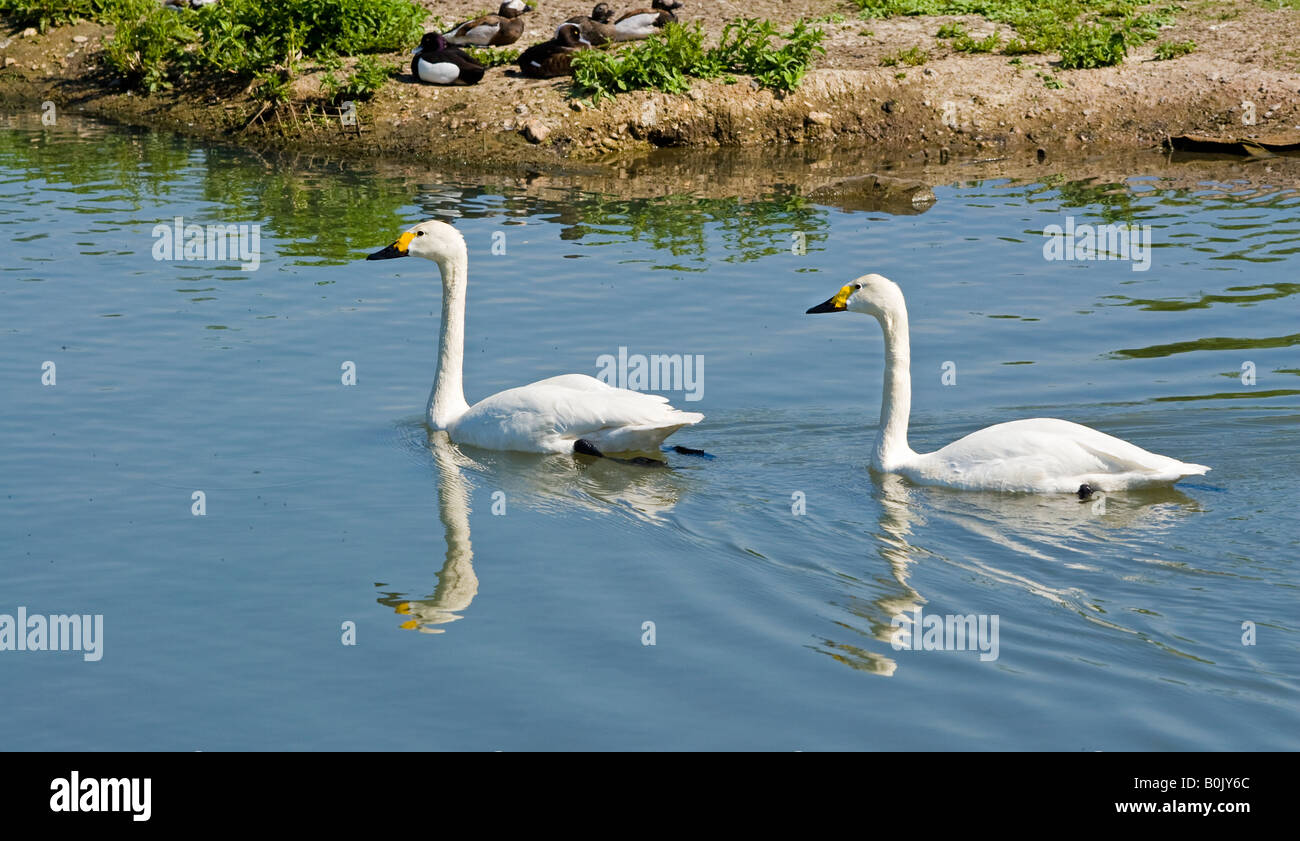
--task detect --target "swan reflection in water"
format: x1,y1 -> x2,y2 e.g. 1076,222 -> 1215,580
813,472 -> 1207,675
377,428 -> 690,633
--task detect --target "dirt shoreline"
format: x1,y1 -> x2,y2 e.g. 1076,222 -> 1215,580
2,1 -> 1299,180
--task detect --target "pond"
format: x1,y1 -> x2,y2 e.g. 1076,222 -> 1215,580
1,113 -> 1296,749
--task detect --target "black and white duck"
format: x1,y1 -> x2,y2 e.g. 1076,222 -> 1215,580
412,32 -> 486,86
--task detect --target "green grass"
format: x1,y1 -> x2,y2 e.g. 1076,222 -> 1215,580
1153,39 -> 1195,59
464,46 -> 521,68
953,31 -> 1002,52
101,0 -> 196,92
570,19 -> 826,102
0,0 -> 426,93
881,45 -> 931,65
319,54 -> 394,102
851,0 -> 1181,67
0,0 -> 103,32
1057,22 -> 1126,68
1037,70 -> 1064,87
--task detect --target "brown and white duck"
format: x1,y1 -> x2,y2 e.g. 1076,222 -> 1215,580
613,0 -> 683,41
517,23 -> 590,78
562,4 -> 618,47
443,0 -> 532,47
411,33 -> 486,86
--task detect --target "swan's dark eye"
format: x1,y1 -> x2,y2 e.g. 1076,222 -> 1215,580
416,230 -> 425,237
853,283 -> 862,290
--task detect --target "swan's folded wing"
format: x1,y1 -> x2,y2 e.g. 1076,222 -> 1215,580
455,374 -> 704,453
924,418 -> 1208,492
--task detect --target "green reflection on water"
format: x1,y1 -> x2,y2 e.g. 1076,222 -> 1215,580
1112,332 -> 1300,359
1104,282 -> 1300,312
545,191 -> 828,263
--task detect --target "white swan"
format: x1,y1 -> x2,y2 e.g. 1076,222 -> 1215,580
367,220 -> 704,454
806,274 -> 1210,494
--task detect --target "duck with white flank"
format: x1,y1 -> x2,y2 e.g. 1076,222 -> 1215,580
443,0 -> 532,47
614,0 -> 683,41
411,33 -> 486,86
563,4 -> 618,47
517,23 -> 591,78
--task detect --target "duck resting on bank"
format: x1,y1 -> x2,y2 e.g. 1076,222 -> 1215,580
614,0 -> 683,41
411,33 -> 485,86
517,22 -> 591,78
444,0 -> 532,47
563,3 -> 618,47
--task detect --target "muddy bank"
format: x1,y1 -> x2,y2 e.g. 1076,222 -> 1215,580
2,1 -> 1300,175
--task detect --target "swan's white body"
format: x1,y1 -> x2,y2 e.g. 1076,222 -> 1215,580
807,274 -> 1210,493
368,221 -> 703,454
896,417 -> 1207,493
449,373 -> 699,453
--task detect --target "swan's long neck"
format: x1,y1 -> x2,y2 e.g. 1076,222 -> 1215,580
875,306 -> 915,471
429,249 -> 471,429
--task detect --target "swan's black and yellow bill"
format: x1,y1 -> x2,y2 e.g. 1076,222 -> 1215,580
807,283 -> 853,314
367,230 -> 415,260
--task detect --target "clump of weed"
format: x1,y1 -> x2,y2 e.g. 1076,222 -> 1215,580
852,0 -> 1181,67
881,45 -> 930,66
953,31 -> 1001,52
320,54 -> 393,102
5,0 -> 427,94
1057,22 -> 1126,68
571,19 -> 826,102
464,46 -> 521,68
1153,39 -> 1194,59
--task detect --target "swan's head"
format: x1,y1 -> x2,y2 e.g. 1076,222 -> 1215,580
806,273 -> 905,320
366,220 -> 466,266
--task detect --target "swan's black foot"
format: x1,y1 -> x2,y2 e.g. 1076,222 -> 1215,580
1077,483 -> 1095,500
671,444 -> 714,459
573,439 -> 668,468
627,456 -> 669,468
574,439 -> 603,458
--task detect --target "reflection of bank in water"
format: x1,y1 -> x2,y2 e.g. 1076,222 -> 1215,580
813,474 -> 1207,676
377,427 -> 692,633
